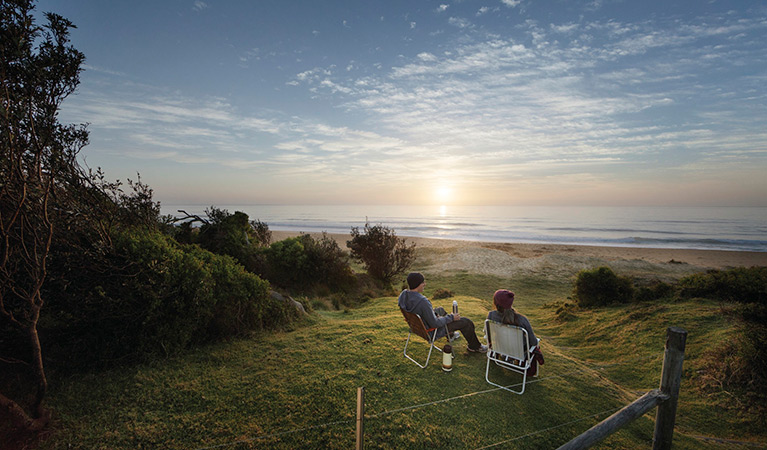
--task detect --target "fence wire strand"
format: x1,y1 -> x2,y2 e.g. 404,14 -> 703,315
193,352 -> 661,450
367,352 -> 660,419
473,405 -> 625,450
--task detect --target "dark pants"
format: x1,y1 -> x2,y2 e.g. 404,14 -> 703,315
447,317 -> 483,350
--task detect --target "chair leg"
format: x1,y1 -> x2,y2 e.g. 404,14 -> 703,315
404,331 -> 439,369
485,356 -> 527,395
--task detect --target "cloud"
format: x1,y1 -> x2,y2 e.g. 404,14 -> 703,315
448,17 -> 473,29
67,8 -> 767,205
438,4 -> 449,12
500,0 -> 521,7
282,12 -> 767,196
417,52 -> 438,62
192,1 -> 208,12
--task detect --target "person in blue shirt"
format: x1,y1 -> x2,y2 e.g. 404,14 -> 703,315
398,272 -> 487,353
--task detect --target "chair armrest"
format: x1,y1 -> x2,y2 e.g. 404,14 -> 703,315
529,338 -> 541,354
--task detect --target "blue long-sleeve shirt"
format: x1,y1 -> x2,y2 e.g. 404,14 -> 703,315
397,289 -> 454,339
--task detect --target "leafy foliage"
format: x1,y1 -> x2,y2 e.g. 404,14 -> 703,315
266,233 -> 355,292
41,229 -> 292,372
634,280 -> 675,302
679,266 -> 767,304
169,207 -> 271,274
347,222 -> 416,282
196,208 -> 267,272
573,266 -> 635,307
250,219 -> 272,247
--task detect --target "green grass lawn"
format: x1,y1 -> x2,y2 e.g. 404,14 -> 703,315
41,254 -> 765,449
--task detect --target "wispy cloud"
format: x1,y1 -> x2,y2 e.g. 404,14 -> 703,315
448,17 -> 473,29
192,1 -> 207,12
66,6 -> 767,205
282,13 -> 767,195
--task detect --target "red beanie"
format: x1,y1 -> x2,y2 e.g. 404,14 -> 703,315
493,289 -> 515,309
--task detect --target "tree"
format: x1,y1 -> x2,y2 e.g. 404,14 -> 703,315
173,207 -> 271,274
347,221 -> 416,282
1,0 -> 86,432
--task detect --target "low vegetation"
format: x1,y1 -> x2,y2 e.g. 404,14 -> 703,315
573,266 -> 635,307
348,221 -> 416,282
572,265 -> 767,427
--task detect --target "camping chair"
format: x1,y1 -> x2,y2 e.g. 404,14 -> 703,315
484,319 -> 541,394
400,308 -> 453,369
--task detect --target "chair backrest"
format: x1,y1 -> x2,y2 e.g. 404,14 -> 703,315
401,308 -> 434,342
486,320 -> 530,362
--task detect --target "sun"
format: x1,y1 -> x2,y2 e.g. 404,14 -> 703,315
435,186 -> 452,204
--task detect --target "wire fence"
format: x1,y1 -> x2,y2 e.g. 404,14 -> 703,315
193,352 -> 662,450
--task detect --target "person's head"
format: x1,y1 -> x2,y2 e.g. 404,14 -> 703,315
493,289 -> 515,312
407,272 -> 425,291
494,289 -> 518,325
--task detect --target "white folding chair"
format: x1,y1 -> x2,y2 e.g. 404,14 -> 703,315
401,308 -> 451,369
484,319 -> 541,394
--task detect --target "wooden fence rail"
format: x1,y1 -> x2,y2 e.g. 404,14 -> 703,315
557,327 -> 688,450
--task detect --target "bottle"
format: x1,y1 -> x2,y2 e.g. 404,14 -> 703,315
442,344 -> 454,372
452,300 -> 458,315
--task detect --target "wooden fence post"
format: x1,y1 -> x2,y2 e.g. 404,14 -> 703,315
356,387 -> 365,450
652,327 -> 687,450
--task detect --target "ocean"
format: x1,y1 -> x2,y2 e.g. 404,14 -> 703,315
162,205 -> 767,253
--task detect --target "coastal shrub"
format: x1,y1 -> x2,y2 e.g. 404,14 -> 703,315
266,237 -> 308,287
196,208 -> 266,272
40,229 -> 289,372
347,222 -> 416,282
635,280 -> 675,302
432,288 -> 454,299
251,219 -> 272,246
679,267 -> 767,304
573,266 -> 635,308
266,233 -> 354,292
699,302 -> 767,423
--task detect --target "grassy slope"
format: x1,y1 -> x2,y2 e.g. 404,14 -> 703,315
42,250 -> 764,449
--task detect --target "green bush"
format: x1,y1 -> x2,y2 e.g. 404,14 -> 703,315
432,288 -> 454,299
41,229 -> 291,372
573,266 -> 635,307
196,208 -> 267,273
266,237 -> 309,287
635,280 -> 675,302
679,267 -> 767,304
266,233 -> 354,292
347,222 -> 415,282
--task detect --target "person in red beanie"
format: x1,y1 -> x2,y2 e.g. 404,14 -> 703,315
486,289 -> 544,376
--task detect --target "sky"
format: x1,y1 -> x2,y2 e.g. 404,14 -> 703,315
34,0 -> 767,207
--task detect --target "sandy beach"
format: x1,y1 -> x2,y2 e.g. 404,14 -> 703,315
271,230 -> 767,279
